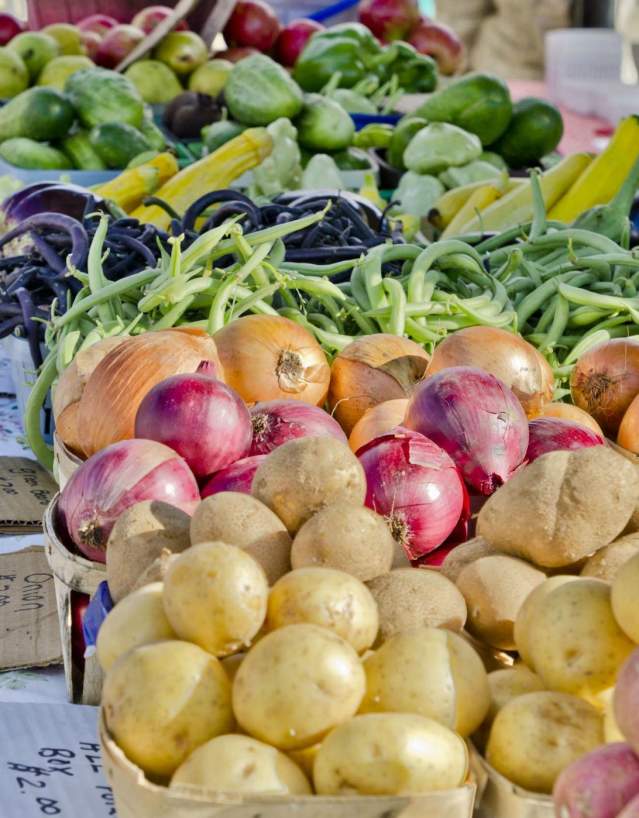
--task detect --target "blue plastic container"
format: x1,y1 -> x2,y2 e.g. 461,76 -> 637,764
0,157 -> 119,187
351,112 -> 403,131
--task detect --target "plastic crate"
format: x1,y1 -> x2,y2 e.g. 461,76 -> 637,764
0,157 -> 119,187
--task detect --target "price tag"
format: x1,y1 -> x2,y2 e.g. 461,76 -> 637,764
0,458 -> 57,533
0,703 -> 114,818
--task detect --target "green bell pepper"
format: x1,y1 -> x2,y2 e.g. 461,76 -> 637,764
387,115 -> 427,170
293,24 -> 383,92
384,42 -> 438,93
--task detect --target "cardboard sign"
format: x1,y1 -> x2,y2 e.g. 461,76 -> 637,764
0,458 -> 57,533
0,702 -> 114,818
0,546 -> 62,671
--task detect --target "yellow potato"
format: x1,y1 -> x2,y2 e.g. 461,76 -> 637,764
486,691 -> 603,794
220,653 -> 245,683
611,552 -> 639,642
170,734 -> 311,795
581,533 -> 639,581
514,575 -> 579,667
525,578 -> 635,697
265,567 -> 378,653
102,641 -> 233,779
96,583 -> 176,672
313,713 -> 468,795
360,627 -> 490,737
440,537 -> 502,582
596,688 -> 625,743
163,542 -> 268,657
233,623 -> 365,750
474,666 -> 544,750
287,744 -> 320,778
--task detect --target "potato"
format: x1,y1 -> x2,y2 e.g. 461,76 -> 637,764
190,493 -> 291,584
486,691 -> 604,794
514,575 -> 579,667
460,631 -> 515,672
232,623 -> 365,750
456,555 -> 545,649
266,568 -> 378,653
361,626 -> 490,737
612,553 -> 639,642
163,542 -> 268,657
596,687 -> 625,743
291,501 -> 399,581
129,550 -> 177,594
474,666 -> 544,750
96,583 -> 176,672
106,501 -> 191,602
102,640 -> 233,779
615,648 -> 639,754
313,713 -> 468,795
170,734 -> 311,795
524,579 -> 635,697
477,447 -> 639,567
287,744 -> 320,778
221,653 -> 246,683
252,437 -> 366,533
581,534 -> 639,581
440,537 -> 502,582
366,568 -> 467,642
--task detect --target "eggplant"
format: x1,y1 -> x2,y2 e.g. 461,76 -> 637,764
163,92 -> 223,139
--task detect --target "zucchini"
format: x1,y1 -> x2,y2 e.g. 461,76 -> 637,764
0,137 -> 72,170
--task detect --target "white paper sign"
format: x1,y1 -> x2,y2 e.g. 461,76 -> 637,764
0,702 -> 115,818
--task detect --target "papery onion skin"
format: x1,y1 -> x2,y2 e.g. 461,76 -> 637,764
201,455 -> 266,498
214,315 -> 330,406
404,366 -> 529,495
357,428 -> 465,560
328,334 -> 430,435
618,393 -> 639,453
134,372 -> 252,478
58,439 -> 200,563
349,398 -> 409,453
571,339 -> 639,437
526,418 -> 604,463
427,327 -> 551,418
249,399 -> 347,456
540,402 -> 604,437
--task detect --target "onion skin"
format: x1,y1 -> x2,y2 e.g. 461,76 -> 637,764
427,327 -> 551,418
135,373 -> 251,479
201,455 -> 266,498
618,394 -> 639,454
404,366 -> 529,495
349,399 -> 409,453
571,339 -> 639,437
328,334 -> 430,436
249,399 -> 346,456
58,439 -> 200,563
526,418 -> 603,463
214,315 -> 330,407
540,402 -> 603,437
357,428 -> 465,560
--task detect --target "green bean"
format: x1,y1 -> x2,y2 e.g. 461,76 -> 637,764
516,272 -> 595,329
477,223 -> 533,253
568,306 -> 610,327
25,353 -> 57,470
534,295 -> 558,334
361,247 -> 387,311
180,218 -> 240,270
229,283 -> 281,320
540,295 -> 569,352
562,330 -> 612,366
558,283 -> 639,322
279,258 -> 359,277
591,281 -> 622,295
529,229 -> 623,255
152,295 -> 196,330
343,302 -> 377,335
529,171 -> 546,242
308,313 -> 339,333
350,261 -> 372,311
405,317 -> 442,344
381,277 -> 407,336
278,307 -> 352,352
87,215 -> 117,324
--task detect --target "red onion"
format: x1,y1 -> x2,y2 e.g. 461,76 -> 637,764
274,19 -> 324,66
58,439 -> 200,562
249,399 -> 347,456
526,417 -> 604,463
404,366 -> 529,495
357,428 -> 466,560
201,454 -> 266,498
134,367 -> 252,479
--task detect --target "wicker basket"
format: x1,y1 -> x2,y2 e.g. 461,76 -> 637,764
53,433 -> 83,489
44,495 -> 105,705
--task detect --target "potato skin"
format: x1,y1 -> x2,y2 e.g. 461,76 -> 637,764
313,713 -> 468,795
581,534 -> 639,581
612,553 -> 639,642
252,437 -> 367,533
474,666 -> 544,750
190,493 -> 292,584
291,502 -> 396,581
366,568 -> 467,642
170,734 -> 311,795
96,583 -> 176,672
360,627 -> 490,737
514,575 -> 580,668
163,542 -> 268,657
102,641 -> 233,779
615,649 -> 639,755
440,537 -> 502,582
266,567 -> 378,653
233,624 -> 365,750
477,447 -> 639,567
486,691 -> 603,794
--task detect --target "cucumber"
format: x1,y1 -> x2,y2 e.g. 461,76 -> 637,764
0,87 -> 75,142
201,120 -> 246,154
60,130 -> 106,170
89,122 -> 152,169
0,137 -> 72,170
138,115 -> 167,152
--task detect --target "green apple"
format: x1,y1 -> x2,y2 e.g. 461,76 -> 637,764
43,23 -> 86,56
125,60 -> 183,104
0,47 -> 29,98
154,32 -> 208,77
188,59 -> 232,96
8,32 -> 60,80
37,55 -> 94,91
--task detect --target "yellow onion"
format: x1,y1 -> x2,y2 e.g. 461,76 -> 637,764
427,327 -> 551,418
75,328 -> 223,458
348,398 -> 408,453
214,315 -> 330,406
328,334 -> 430,435
540,402 -> 604,438
618,394 -> 639,453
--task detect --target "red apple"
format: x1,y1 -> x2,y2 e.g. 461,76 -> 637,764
408,16 -> 464,75
79,30 -> 101,60
96,24 -> 145,69
358,0 -> 419,43
77,14 -> 118,39
131,5 -> 188,35
0,12 -> 25,46
224,0 -> 281,53
274,18 -> 324,66
214,46 -> 259,63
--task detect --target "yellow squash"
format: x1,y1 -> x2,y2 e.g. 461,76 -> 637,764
442,184 -> 503,238
94,153 -> 178,212
430,172 -> 508,230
